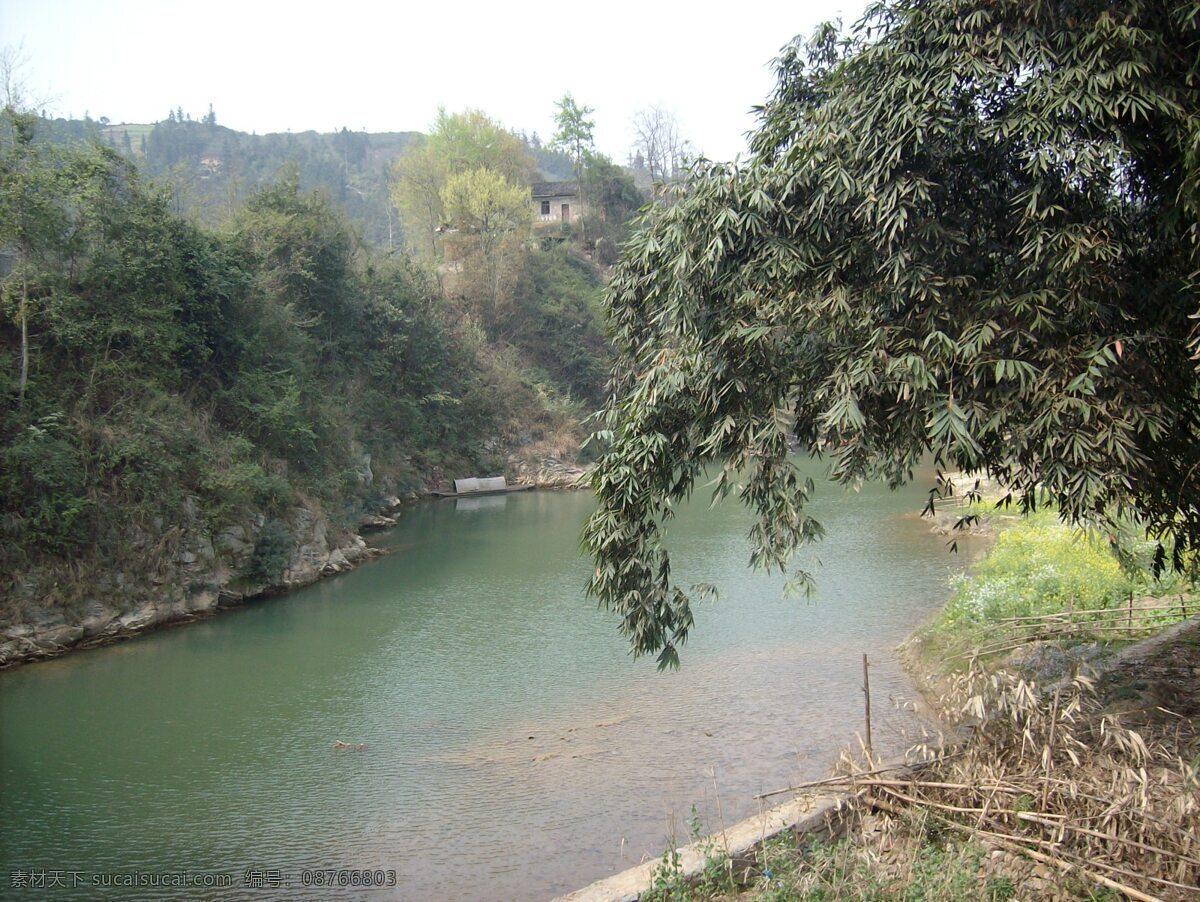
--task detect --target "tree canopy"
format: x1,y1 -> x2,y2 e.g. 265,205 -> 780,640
583,0 -> 1200,668
0,106 -> 504,566
550,92 -> 595,172
390,108 -> 535,261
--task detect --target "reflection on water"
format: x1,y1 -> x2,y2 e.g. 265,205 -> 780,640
455,494 -> 509,512
0,462 -> 986,900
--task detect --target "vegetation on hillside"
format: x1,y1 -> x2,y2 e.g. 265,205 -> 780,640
0,101 -> 626,602
31,104 -> 580,250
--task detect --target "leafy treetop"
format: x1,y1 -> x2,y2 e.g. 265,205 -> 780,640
550,92 -> 596,173
583,0 -> 1200,668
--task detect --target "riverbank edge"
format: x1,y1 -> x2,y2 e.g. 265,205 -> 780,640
555,499 -> 1193,901
553,784 -> 870,902
0,514 -> 389,671
553,524 -> 971,901
554,618 -> 1199,902
0,463 -> 593,672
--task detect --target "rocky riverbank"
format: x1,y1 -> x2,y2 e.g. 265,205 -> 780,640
508,454 -> 591,489
0,453 -> 594,671
0,499 -> 400,670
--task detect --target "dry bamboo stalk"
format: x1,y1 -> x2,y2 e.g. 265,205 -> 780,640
752,757 -> 959,799
1042,690 -> 1060,811
1028,842 -> 1199,895
774,775 -> 1034,800
1030,611 -> 1197,627
1021,616 -> 1189,632
1017,813 -> 1200,867
876,784 -> 1057,821
974,831 -> 1166,902
907,813 -> 1170,902
958,620 -> 1190,658
997,603 -> 1199,623
896,796 -> 1196,895
1054,625 -> 1183,635
854,777 -> 1028,794
862,653 -> 873,763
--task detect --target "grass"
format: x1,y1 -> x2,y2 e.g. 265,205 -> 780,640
916,508 -> 1195,666
641,812 -> 1004,900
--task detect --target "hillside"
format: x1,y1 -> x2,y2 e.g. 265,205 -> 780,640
0,105 -> 620,666
33,109 -> 577,246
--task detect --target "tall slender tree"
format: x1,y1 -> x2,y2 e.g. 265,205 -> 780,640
551,93 -> 597,239
0,109 -> 64,402
550,92 -> 595,173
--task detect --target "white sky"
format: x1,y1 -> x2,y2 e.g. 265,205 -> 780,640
2,0 -> 868,163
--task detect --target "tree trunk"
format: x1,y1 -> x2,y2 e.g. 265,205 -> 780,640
17,269 -> 28,403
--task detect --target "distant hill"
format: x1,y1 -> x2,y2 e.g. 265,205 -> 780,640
34,112 -> 577,248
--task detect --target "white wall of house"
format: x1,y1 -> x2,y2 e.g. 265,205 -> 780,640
533,194 -> 580,224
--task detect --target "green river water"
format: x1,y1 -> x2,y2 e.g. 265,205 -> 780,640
0,462 -> 983,899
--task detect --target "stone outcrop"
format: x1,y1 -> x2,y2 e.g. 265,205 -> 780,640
508,455 -> 592,490
1,451 -> 591,669
0,498 -> 390,670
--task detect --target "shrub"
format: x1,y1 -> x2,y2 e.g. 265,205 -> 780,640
0,414 -> 92,554
246,519 -> 292,583
936,513 -> 1131,634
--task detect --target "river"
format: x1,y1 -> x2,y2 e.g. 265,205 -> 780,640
0,461 -> 981,899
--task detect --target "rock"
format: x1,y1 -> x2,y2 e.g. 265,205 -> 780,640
353,451 -> 374,488
22,605 -> 61,628
118,604 -> 157,632
183,586 -> 219,614
359,513 -> 397,530
1005,641 -> 1106,683
80,613 -> 116,638
322,548 -> 350,575
534,458 -> 589,489
37,625 -> 84,649
214,525 -> 253,561
192,535 -> 216,562
217,524 -> 247,542
217,588 -> 245,608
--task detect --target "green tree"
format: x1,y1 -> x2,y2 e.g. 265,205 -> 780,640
550,93 -> 598,242
0,108 -> 129,404
390,108 -> 535,263
579,152 -> 644,249
0,108 -> 55,402
583,0 -> 1200,668
389,137 -> 449,261
550,93 -> 595,174
441,167 -> 530,317
427,108 -> 534,186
